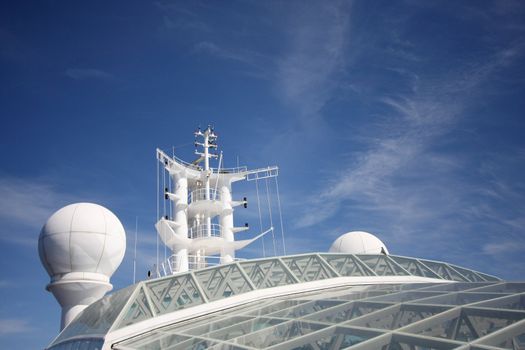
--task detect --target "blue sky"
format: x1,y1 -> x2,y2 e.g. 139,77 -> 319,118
1,0 -> 525,348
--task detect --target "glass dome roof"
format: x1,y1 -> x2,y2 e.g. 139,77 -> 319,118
47,253 -> 522,350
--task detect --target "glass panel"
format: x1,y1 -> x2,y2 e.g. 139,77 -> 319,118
117,286 -> 154,328
194,264 -> 254,301
367,291 -> 446,303
241,299 -> 309,317
161,314 -> 223,335
470,282 -> 525,294
49,339 -> 104,350
281,255 -> 338,282
206,344 -> 252,350
418,260 -> 469,282
418,282 -> 494,292
477,323 -> 525,349
320,254 -> 375,277
406,308 -> 525,342
205,317 -> 287,341
304,301 -> 393,324
356,255 -> 410,276
474,293 -> 525,310
145,274 -> 205,315
240,259 -> 297,288
412,292 -> 511,306
232,320 -> 327,348
51,284 -> 136,346
162,336 -> 217,350
390,256 -> 441,279
381,333 -> 463,350
286,326 -> 381,350
448,265 -> 487,282
117,331 -> 189,349
180,315 -> 254,336
347,304 -> 451,330
475,272 -> 501,282
268,299 -> 345,318
325,290 -> 391,301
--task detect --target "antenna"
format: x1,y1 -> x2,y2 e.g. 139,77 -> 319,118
154,126 -> 278,275
133,216 -> 138,284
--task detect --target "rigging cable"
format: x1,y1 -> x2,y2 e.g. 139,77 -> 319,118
133,217 -> 138,284
163,164 -> 167,263
168,172 -> 173,263
214,151 -> 223,199
265,177 -> 276,256
255,178 -> 266,257
274,176 -> 286,255
156,156 -> 159,276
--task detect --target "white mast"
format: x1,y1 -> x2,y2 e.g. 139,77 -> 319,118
155,126 -> 278,274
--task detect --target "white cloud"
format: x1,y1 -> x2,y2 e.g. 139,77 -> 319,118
0,319 -> 33,335
0,177 -> 72,228
192,41 -> 265,68
0,177 -> 77,246
277,1 -> 350,120
482,240 -> 525,256
293,37 -> 525,238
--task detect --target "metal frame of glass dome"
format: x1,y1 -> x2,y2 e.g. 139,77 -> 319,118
47,253 -> 519,350
109,282 -> 525,350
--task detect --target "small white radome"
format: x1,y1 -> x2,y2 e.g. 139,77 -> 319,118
329,230 -> 389,255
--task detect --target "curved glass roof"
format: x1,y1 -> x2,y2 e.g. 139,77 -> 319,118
47,253 -> 502,350
112,281 -> 525,350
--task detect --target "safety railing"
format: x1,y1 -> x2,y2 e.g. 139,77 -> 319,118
210,165 -> 248,174
188,223 -> 222,239
188,188 -> 220,203
157,149 -> 202,171
154,254 -> 246,277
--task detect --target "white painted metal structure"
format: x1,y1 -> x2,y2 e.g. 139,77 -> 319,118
38,203 -> 126,330
45,252 -> 518,350
155,126 -> 278,274
39,127 -> 525,350
329,231 -> 389,255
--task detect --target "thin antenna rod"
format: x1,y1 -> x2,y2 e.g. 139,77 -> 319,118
156,155 -> 159,274
163,166 -> 167,262
265,178 -> 276,256
275,176 -> 286,255
214,151 -> 223,199
133,216 -> 138,284
255,178 -> 265,257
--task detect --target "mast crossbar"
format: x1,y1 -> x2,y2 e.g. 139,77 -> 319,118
245,166 -> 279,181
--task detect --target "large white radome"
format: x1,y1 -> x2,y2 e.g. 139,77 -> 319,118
329,231 -> 389,255
38,202 -> 126,279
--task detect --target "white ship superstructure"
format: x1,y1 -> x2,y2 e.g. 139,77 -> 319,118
39,126 -> 525,350
155,126 -> 277,274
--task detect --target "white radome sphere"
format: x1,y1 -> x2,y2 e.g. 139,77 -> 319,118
329,231 -> 389,255
38,203 -> 126,279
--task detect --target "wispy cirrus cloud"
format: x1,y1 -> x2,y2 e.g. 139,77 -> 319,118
153,1 -> 525,277
0,177 -> 77,246
0,280 -> 14,289
181,1 -> 351,123
192,41 -> 268,71
64,68 -> 114,81
0,177 -> 72,228
294,39 -> 525,244
0,319 -> 34,335
483,240 -> 525,255
276,1 -> 350,120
